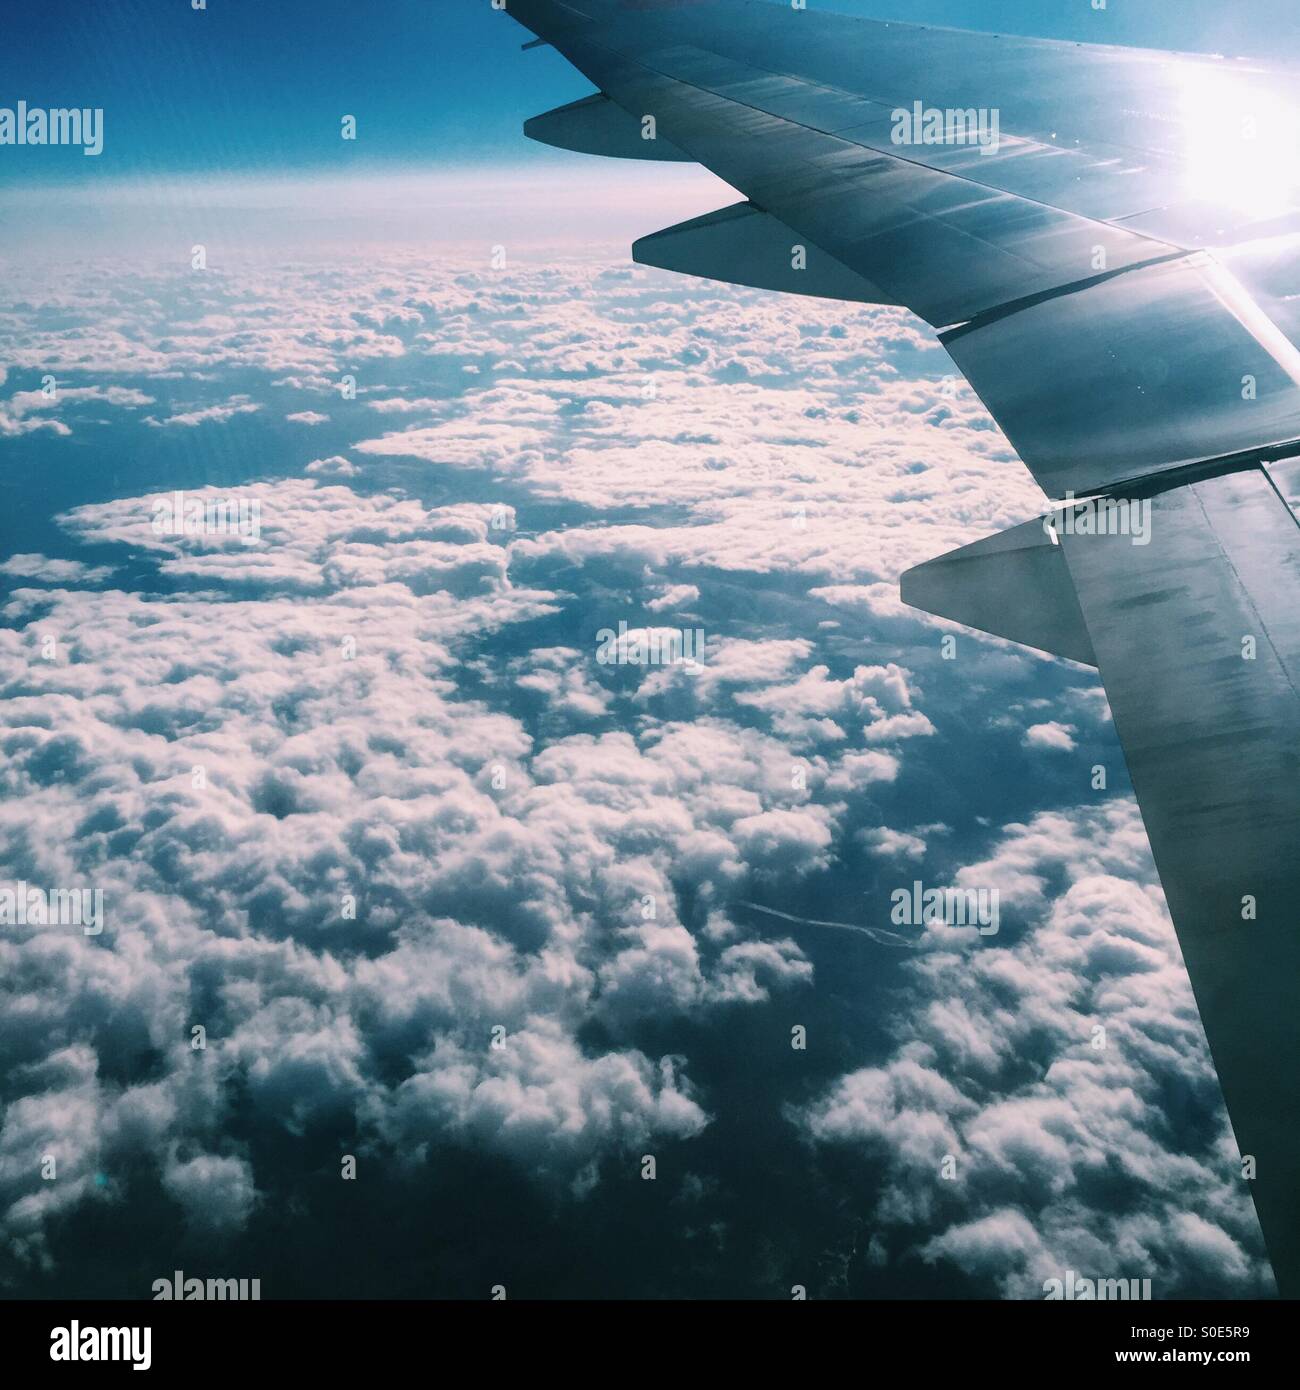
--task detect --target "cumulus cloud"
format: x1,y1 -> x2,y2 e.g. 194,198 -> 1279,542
1,406 -> 68,438
0,554 -> 114,585
646,583 -> 700,614
1024,721 -> 1078,752
510,647 -> 612,721
0,474 -> 851,1264
145,395 -> 262,428
860,826 -> 930,860
305,455 -> 358,477
0,385 -> 154,438
0,247 -> 1219,1299
736,662 -> 936,748
795,802 -> 1272,1299
161,1152 -> 257,1237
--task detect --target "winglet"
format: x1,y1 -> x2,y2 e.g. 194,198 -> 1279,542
524,94 -> 691,161
634,202 -> 894,304
901,517 -> 1096,666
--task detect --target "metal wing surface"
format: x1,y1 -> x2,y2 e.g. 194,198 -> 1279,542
503,0 -> 1300,1296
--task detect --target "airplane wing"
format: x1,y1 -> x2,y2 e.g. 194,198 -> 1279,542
504,0 -> 1300,1296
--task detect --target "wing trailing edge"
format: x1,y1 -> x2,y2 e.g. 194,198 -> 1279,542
942,254 -> 1300,498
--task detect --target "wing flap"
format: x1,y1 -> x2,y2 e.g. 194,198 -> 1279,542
942,254 -> 1300,496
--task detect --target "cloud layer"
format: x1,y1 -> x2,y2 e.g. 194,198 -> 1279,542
0,249 -> 1266,1297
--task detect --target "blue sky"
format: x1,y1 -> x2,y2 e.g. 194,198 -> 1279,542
2,0 -> 1299,181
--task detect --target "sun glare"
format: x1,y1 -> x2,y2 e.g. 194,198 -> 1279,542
1179,62 -> 1300,219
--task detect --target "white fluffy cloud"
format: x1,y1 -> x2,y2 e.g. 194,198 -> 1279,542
796,802 -> 1271,1298
1024,721 -> 1078,752
0,248 -> 1224,1297
145,394 -> 262,428
0,554 -> 114,585
1,474 -> 859,1260
0,384 -> 154,437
